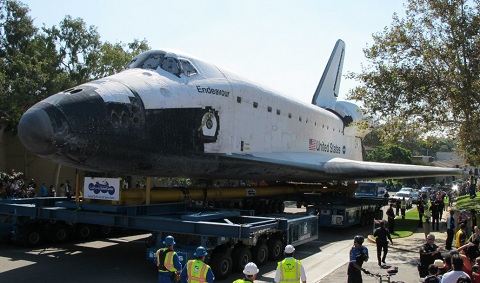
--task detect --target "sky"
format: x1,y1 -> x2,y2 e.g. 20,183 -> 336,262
19,0 -> 407,104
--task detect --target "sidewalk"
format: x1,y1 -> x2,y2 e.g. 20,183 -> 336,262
318,209 -> 451,282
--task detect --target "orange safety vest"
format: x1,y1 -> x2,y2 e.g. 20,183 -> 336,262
156,248 -> 178,272
186,259 -> 210,283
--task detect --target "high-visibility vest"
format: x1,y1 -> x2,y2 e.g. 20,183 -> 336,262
156,248 -> 178,272
186,259 -> 210,283
233,280 -> 249,283
456,229 -> 465,248
401,199 -> 406,209
277,258 -> 302,283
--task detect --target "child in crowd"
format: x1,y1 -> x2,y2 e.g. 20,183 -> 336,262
423,264 -> 440,283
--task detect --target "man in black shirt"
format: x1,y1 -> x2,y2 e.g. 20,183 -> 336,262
373,220 -> 394,266
419,234 -> 443,277
430,200 -> 440,231
446,209 -> 455,250
386,204 -> 395,233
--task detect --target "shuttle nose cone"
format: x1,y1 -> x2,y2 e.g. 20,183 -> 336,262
18,105 -> 57,155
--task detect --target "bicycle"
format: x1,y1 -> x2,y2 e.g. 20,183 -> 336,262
366,266 -> 405,283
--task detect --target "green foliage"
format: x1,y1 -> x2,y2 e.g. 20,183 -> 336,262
371,209 -> 419,239
0,0 -> 151,131
456,194 -> 480,211
366,144 -> 412,164
347,0 -> 480,165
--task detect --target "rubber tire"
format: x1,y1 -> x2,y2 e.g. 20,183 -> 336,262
209,250 -> 232,280
232,245 -> 252,272
50,223 -> 71,243
76,224 -> 93,240
98,225 -> 112,237
251,244 -> 269,266
267,237 -> 284,261
21,226 -> 42,247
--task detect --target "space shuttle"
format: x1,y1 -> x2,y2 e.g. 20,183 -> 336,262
17,40 -> 461,182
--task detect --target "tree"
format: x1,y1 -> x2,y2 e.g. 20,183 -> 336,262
0,0 -> 45,130
93,39 -> 149,79
347,0 -> 480,166
366,144 -> 413,164
0,0 -> 150,131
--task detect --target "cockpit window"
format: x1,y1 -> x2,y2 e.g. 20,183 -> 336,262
179,59 -> 198,77
161,57 -> 181,76
125,50 -> 199,78
141,54 -> 165,70
125,58 -> 138,69
125,51 -> 167,70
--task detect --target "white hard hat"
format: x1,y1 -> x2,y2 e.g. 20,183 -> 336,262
434,259 -> 444,268
284,244 -> 295,253
243,262 -> 259,275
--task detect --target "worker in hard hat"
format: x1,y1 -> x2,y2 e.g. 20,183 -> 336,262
156,235 -> 182,283
274,244 -> 307,283
181,246 -> 215,283
234,262 -> 259,283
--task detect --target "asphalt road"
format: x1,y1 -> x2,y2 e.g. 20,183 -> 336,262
0,224 -> 376,283
0,232 -> 157,282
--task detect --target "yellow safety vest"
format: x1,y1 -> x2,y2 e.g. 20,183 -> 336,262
456,229 -> 465,248
401,199 -> 406,209
156,248 -> 178,272
186,259 -> 210,283
278,258 -> 302,283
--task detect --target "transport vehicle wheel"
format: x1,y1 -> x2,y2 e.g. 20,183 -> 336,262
209,250 -> 232,279
21,226 -> 42,247
50,223 -> 71,243
267,237 -> 284,261
232,245 -> 252,272
76,224 -> 93,239
251,244 -> 268,266
99,225 -> 112,237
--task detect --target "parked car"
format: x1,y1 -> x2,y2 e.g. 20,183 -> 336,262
399,187 -> 414,193
389,191 -> 413,208
411,191 -> 420,204
420,186 -> 432,193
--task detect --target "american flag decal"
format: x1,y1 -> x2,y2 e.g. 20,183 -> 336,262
309,139 -> 316,151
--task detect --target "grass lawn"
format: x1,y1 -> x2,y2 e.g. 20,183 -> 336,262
390,209 -> 420,238
370,195 -> 480,240
370,208 -> 420,239
455,194 -> 480,211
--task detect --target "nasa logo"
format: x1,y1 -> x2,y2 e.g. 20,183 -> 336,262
246,188 -> 256,197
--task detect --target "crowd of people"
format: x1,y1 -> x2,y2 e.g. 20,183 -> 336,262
0,169 -> 72,199
414,186 -> 478,282
373,181 -> 479,283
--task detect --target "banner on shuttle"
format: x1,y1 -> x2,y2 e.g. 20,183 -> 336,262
83,177 -> 120,201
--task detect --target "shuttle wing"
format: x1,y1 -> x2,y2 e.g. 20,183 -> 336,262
224,152 -> 461,181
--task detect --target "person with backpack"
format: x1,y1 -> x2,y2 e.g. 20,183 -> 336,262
156,235 -> 182,283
